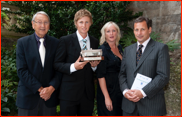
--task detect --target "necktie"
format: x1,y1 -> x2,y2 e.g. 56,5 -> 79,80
136,44 -> 143,65
39,38 -> 45,67
82,39 -> 87,50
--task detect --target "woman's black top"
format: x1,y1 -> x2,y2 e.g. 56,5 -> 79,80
96,42 -> 123,116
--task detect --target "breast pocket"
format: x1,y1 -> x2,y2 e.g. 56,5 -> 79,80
144,59 -> 157,67
141,59 -> 157,77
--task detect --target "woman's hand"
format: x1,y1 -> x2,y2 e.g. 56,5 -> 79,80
105,97 -> 113,111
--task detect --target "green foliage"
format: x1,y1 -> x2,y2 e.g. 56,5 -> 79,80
1,11 -> 10,29
1,45 -> 18,82
3,1 -> 142,46
92,98 -> 98,116
120,31 -> 137,48
166,39 -> 180,51
1,81 -> 18,114
150,32 -> 163,43
1,11 -> 9,20
150,32 -> 180,51
56,105 -> 60,115
1,45 -> 18,115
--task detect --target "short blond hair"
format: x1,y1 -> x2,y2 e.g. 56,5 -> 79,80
74,9 -> 93,27
100,21 -> 121,46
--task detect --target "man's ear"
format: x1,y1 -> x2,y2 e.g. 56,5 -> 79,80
149,27 -> 152,34
32,21 -> 34,29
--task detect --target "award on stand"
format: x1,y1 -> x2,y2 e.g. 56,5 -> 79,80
80,49 -> 104,61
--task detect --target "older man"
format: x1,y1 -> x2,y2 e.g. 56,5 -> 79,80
119,16 -> 170,116
16,11 -> 61,116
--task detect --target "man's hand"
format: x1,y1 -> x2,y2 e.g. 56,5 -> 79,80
38,86 -> 43,92
90,60 -> 100,67
40,86 -> 55,101
124,90 -> 140,102
74,56 -> 89,70
131,89 -> 144,100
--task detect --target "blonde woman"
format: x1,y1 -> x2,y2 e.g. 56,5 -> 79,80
97,21 -> 123,115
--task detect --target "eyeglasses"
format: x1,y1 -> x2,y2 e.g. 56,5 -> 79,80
33,20 -> 49,25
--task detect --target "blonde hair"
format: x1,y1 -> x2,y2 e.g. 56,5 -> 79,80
100,21 -> 121,46
74,9 -> 93,28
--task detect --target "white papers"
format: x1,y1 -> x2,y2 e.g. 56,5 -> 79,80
131,73 -> 152,90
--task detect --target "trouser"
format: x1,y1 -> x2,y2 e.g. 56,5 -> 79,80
59,92 -> 94,116
18,98 -> 56,116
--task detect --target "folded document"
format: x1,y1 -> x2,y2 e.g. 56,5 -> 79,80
131,73 -> 152,90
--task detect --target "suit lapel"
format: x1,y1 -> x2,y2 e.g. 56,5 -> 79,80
72,33 -> 81,56
89,34 -> 94,49
44,35 -> 52,68
30,34 -> 42,67
135,39 -> 155,71
130,43 -> 137,70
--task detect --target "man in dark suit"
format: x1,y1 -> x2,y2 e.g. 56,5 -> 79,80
54,9 -> 99,116
16,11 -> 61,116
119,16 -> 170,116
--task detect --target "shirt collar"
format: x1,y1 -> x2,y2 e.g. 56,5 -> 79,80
34,32 -> 46,42
137,37 -> 151,47
76,30 -> 89,42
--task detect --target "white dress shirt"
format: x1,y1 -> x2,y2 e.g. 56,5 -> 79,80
70,30 -> 97,73
123,37 -> 151,98
137,37 -> 151,53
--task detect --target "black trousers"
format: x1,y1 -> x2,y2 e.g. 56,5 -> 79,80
18,98 -> 56,116
59,92 -> 94,116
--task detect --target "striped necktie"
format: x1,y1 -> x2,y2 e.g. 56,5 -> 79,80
82,39 -> 87,50
136,44 -> 143,66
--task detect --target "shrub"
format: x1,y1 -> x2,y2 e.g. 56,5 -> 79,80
2,1 -> 142,48
1,11 -> 10,29
1,45 -> 18,82
1,80 -> 18,114
1,45 -> 18,115
150,32 -> 180,51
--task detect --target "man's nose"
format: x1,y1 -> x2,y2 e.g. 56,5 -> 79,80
82,22 -> 86,27
138,30 -> 142,35
40,22 -> 45,27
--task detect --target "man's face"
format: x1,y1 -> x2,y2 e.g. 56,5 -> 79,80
75,16 -> 91,38
134,21 -> 151,44
32,14 -> 50,38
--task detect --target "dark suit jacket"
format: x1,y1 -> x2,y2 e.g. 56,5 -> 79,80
16,33 -> 61,109
54,32 -> 99,101
119,39 -> 170,116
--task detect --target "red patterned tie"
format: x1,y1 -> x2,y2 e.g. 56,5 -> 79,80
136,44 -> 143,66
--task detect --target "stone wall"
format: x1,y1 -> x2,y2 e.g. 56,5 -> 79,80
127,1 -> 181,43
1,2 -> 28,47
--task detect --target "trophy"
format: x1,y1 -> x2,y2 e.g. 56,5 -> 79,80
80,49 -> 104,61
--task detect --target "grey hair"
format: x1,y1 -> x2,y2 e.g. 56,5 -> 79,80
32,11 -> 50,22
100,21 -> 121,46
